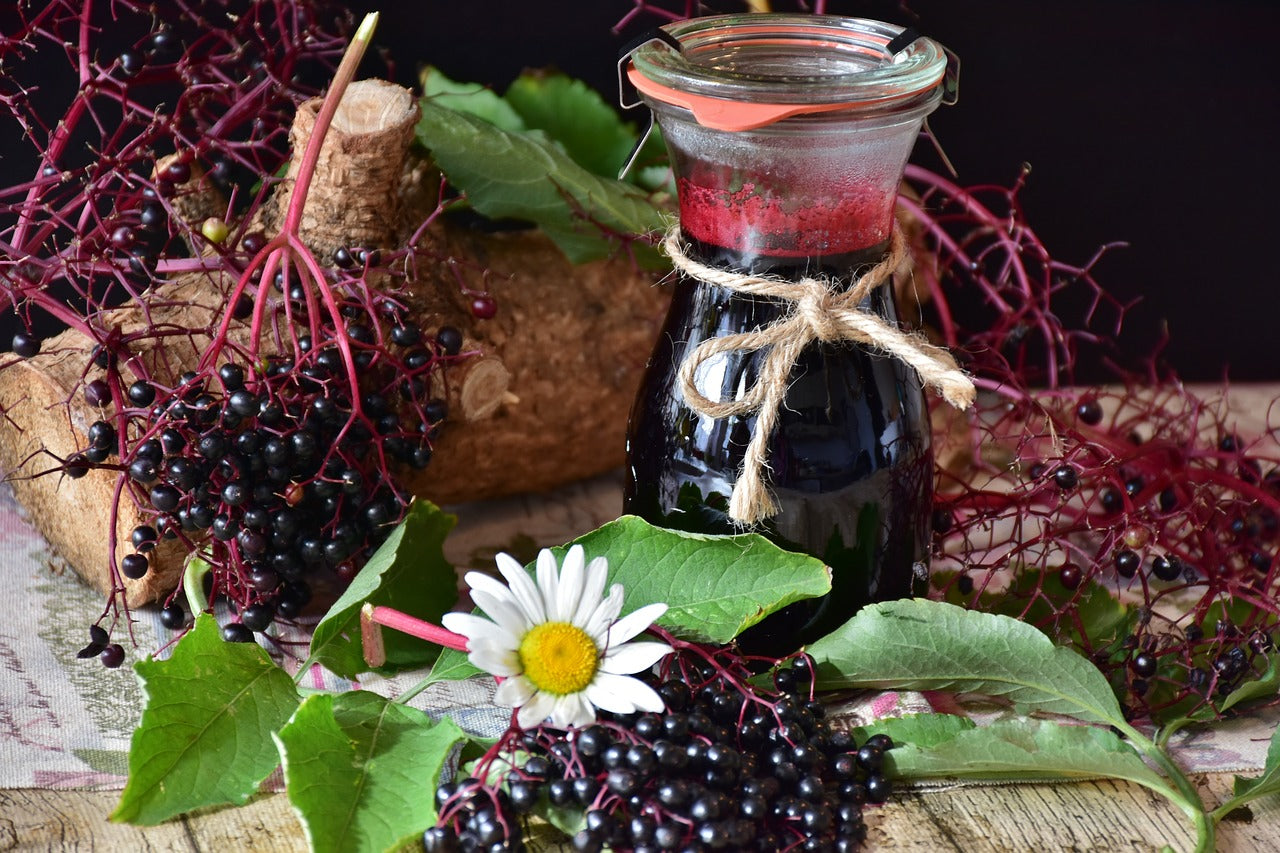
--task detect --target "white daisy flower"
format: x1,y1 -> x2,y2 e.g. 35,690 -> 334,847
442,545 -> 672,730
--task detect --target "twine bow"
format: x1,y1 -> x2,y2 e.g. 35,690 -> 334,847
664,224 -> 976,526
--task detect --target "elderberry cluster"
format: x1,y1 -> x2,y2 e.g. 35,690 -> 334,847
426,650 -> 891,852
67,313 -> 459,641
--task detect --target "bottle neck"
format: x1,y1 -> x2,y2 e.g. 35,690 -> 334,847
682,234 -> 892,284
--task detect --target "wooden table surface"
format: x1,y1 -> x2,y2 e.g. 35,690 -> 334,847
4,772 -> 1277,850
6,385 -> 1280,851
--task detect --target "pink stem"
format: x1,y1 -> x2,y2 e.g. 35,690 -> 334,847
367,605 -> 469,652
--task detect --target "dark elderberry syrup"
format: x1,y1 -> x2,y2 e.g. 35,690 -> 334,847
623,13 -> 950,654
623,237 -> 932,654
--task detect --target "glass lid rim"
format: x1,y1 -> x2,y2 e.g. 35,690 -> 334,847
631,13 -> 948,105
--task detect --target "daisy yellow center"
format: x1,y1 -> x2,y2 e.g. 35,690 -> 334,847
518,621 -> 599,696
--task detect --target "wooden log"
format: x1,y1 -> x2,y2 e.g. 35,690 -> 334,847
0,79 -> 669,605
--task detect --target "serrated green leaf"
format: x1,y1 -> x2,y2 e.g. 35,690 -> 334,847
554,516 -> 831,645
886,717 -> 1180,802
426,646 -> 483,685
808,598 -> 1125,728
111,614 -> 300,825
505,70 -> 638,179
275,692 -> 467,853
423,517 -> 831,684
420,66 -> 526,132
308,500 -> 458,678
850,713 -> 977,749
416,101 -> 666,264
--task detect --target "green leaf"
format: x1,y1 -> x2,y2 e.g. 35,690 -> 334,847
111,614 -> 300,825
554,516 -> 831,645
849,713 -> 977,750
308,500 -> 458,678
423,517 -> 831,684
808,598 -> 1126,728
275,692 -> 467,853
886,717 -> 1181,801
505,70 -> 638,179
426,646 -> 482,685
420,66 -> 526,133
416,100 -> 666,264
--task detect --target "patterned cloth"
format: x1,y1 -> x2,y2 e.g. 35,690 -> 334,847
1,475 -> 1276,792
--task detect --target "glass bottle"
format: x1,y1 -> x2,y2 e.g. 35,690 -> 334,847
622,15 -> 950,654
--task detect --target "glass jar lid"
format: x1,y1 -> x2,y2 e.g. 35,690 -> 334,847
628,15 -> 948,131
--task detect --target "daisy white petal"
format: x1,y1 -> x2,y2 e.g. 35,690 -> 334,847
601,640 -> 673,675
583,672 -> 663,714
536,549 -> 561,619
571,556 -> 610,626
494,676 -> 536,708
605,602 -> 669,648
581,584 -> 626,640
555,545 -> 587,628
550,692 -> 596,729
516,690 -> 558,729
624,679 -> 666,713
469,646 -> 521,677
440,612 -> 516,648
470,588 -> 533,636
466,574 -> 533,632
495,552 -> 546,623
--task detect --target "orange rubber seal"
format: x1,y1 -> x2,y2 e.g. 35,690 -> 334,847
626,64 -> 929,132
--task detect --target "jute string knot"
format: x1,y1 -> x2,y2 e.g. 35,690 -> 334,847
663,222 -> 976,526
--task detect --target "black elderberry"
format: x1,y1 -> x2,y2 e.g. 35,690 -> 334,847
127,381 -> 156,407
221,480 -> 249,507
425,398 -> 449,424
436,325 -> 464,356
65,454 -> 91,478
240,603 -> 274,633
131,525 -> 158,551
120,553 -> 149,579
547,778 -> 573,806
211,514 -> 239,541
1052,464 -> 1079,490
149,484 -> 181,512
390,323 -> 421,347
864,733 -> 893,752
956,573 -> 974,595
128,458 -> 159,484
221,623 -> 254,643
864,774 -> 892,803
100,643 -> 126,668
197,432 -> 228,459
88,420 -> 116,450
11,332 -> 41,358
1076,398 -> 1103,425
606,768 -> 640,797
1099,487 -> 1123,514
1114,549 -> 1140,578
160,602 -> 186,631
1058,562 -> 1083,590
1151,554 -> 1183,582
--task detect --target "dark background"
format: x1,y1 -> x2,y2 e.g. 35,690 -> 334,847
351,0 -> 1280,382
4,2 -> 1276,382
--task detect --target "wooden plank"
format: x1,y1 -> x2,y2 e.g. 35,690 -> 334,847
183,794 -> 306,852
0,789 -> 193,851
5,771 -> 1277,851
